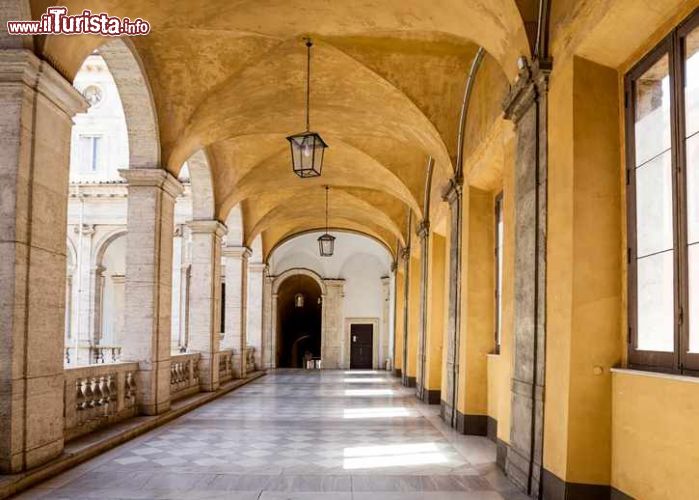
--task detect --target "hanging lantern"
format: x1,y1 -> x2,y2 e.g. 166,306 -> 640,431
287,38 -> 328,178
318,232 -> 336,257
294,293 -> 305,308
318,185 -> 335,257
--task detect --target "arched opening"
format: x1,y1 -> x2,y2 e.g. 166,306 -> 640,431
95,233 -> 126,361
276,275 -> 323,368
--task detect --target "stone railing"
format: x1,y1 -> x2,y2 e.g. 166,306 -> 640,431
65,345 -> 122,366
245,346 -> 256,373
170,353 -> 200,401
219,350 -> 234,384
64,362 -> 139,441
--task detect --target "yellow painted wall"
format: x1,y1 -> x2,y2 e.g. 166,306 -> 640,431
457,186 -> 494,416
425,233 -> 445,391
405,256 -> 420,379
612,371 -> 699,500
394,268 -> 405,373
544,56 -> 623,485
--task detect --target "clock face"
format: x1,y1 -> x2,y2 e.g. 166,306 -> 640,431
83,85 -> 103,107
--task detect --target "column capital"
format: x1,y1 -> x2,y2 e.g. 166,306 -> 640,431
503,57 -> 551,124
399,245 -> 411,261
441,176 -> 463,204
249,262 -> 267,273
222,245 -> 252,259
0,50 -> 88,117
186,219 -> 227,237
416,220 -> 430,240
119,168 -> 184,199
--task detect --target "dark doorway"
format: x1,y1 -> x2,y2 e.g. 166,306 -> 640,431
276,275 -> 322,368
350,324 -> 373,369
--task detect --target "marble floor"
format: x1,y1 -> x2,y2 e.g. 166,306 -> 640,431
17,370 -> 527,499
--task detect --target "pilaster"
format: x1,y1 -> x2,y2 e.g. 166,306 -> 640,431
119,168 -> 183,415
502,57 -> 550,497
0,49 -> 87,473
187,219 -> 227,391
222,246 -> 252,377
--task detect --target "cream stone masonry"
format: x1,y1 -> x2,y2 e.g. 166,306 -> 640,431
119,168 -> 183,416
247,262 -> 265,370
0,49 -> 87,473
187,220 -> 227,392
221,245 -> 251,378
321,279 -> 345,369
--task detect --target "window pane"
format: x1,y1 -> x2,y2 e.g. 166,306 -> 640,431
637,250 -> 675,352
689,244 -> 699,352
687,134 -> 699,245
635,54 -> 671,166
635,150 -> 674,256
685,25 -> 699,137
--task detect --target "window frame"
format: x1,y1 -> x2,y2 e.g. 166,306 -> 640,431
494,191 -> 503,355
625,8 -> 699,374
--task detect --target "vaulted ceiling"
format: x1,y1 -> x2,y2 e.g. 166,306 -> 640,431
28,0 -> 530,256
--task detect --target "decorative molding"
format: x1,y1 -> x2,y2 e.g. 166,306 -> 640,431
503,57 -> 551,124
119,168 -> 184,199
222,245 -> 252,259
0,50 -> 88,117
186,220 -> 227,238
416,220 -> 430,240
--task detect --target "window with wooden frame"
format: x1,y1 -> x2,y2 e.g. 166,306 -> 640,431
494,192 -> 504,355
626,8 -> 699,374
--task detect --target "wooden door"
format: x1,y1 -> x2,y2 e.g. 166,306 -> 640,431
350,324 -> 373,369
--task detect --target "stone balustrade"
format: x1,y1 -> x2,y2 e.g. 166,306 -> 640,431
64,362 -> 139,441
246,346 -> 256,373
219,350 -> 234,383
170,353 -> 201,401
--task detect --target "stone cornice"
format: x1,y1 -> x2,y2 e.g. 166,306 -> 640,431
119,168 -> 184,199
222,245 -> 252,259
186,219 -> 227,237
503,58 -> 552,124
0,50 -> 87,117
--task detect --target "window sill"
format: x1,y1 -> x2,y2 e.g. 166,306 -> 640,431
611,367 -> 699,385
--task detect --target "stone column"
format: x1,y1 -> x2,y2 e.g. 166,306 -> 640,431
380,276 -> 391,370
120,168 -> 183,416
248,262 -> 266,369
170,224 -> 185,353
187,220 -> 227,391
321,279 -> 345,369
399,246 -> 411,386
262,274 -> 275,368
111,274 -> 126,349
0,50 -> 86,473
90,265 -> 106,347
416,220 -> 430,400
221,246 -> 251,377
502,58 -> 550,496
74,223 -> 95,364
441,178 -> 463,427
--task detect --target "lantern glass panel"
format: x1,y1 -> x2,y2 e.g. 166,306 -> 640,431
318,233 -> 335,257
287,131 -> 327,178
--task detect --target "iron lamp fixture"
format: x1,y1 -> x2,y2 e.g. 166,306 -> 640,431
318,185 -> 335,257
287,37 -> 328,178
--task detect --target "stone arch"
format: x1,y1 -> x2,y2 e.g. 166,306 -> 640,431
185,149 -> 215,221
98,38 -> 160,170
93,229 -> 127,268
267,228 -> 396,265
272,268 -> 327,297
